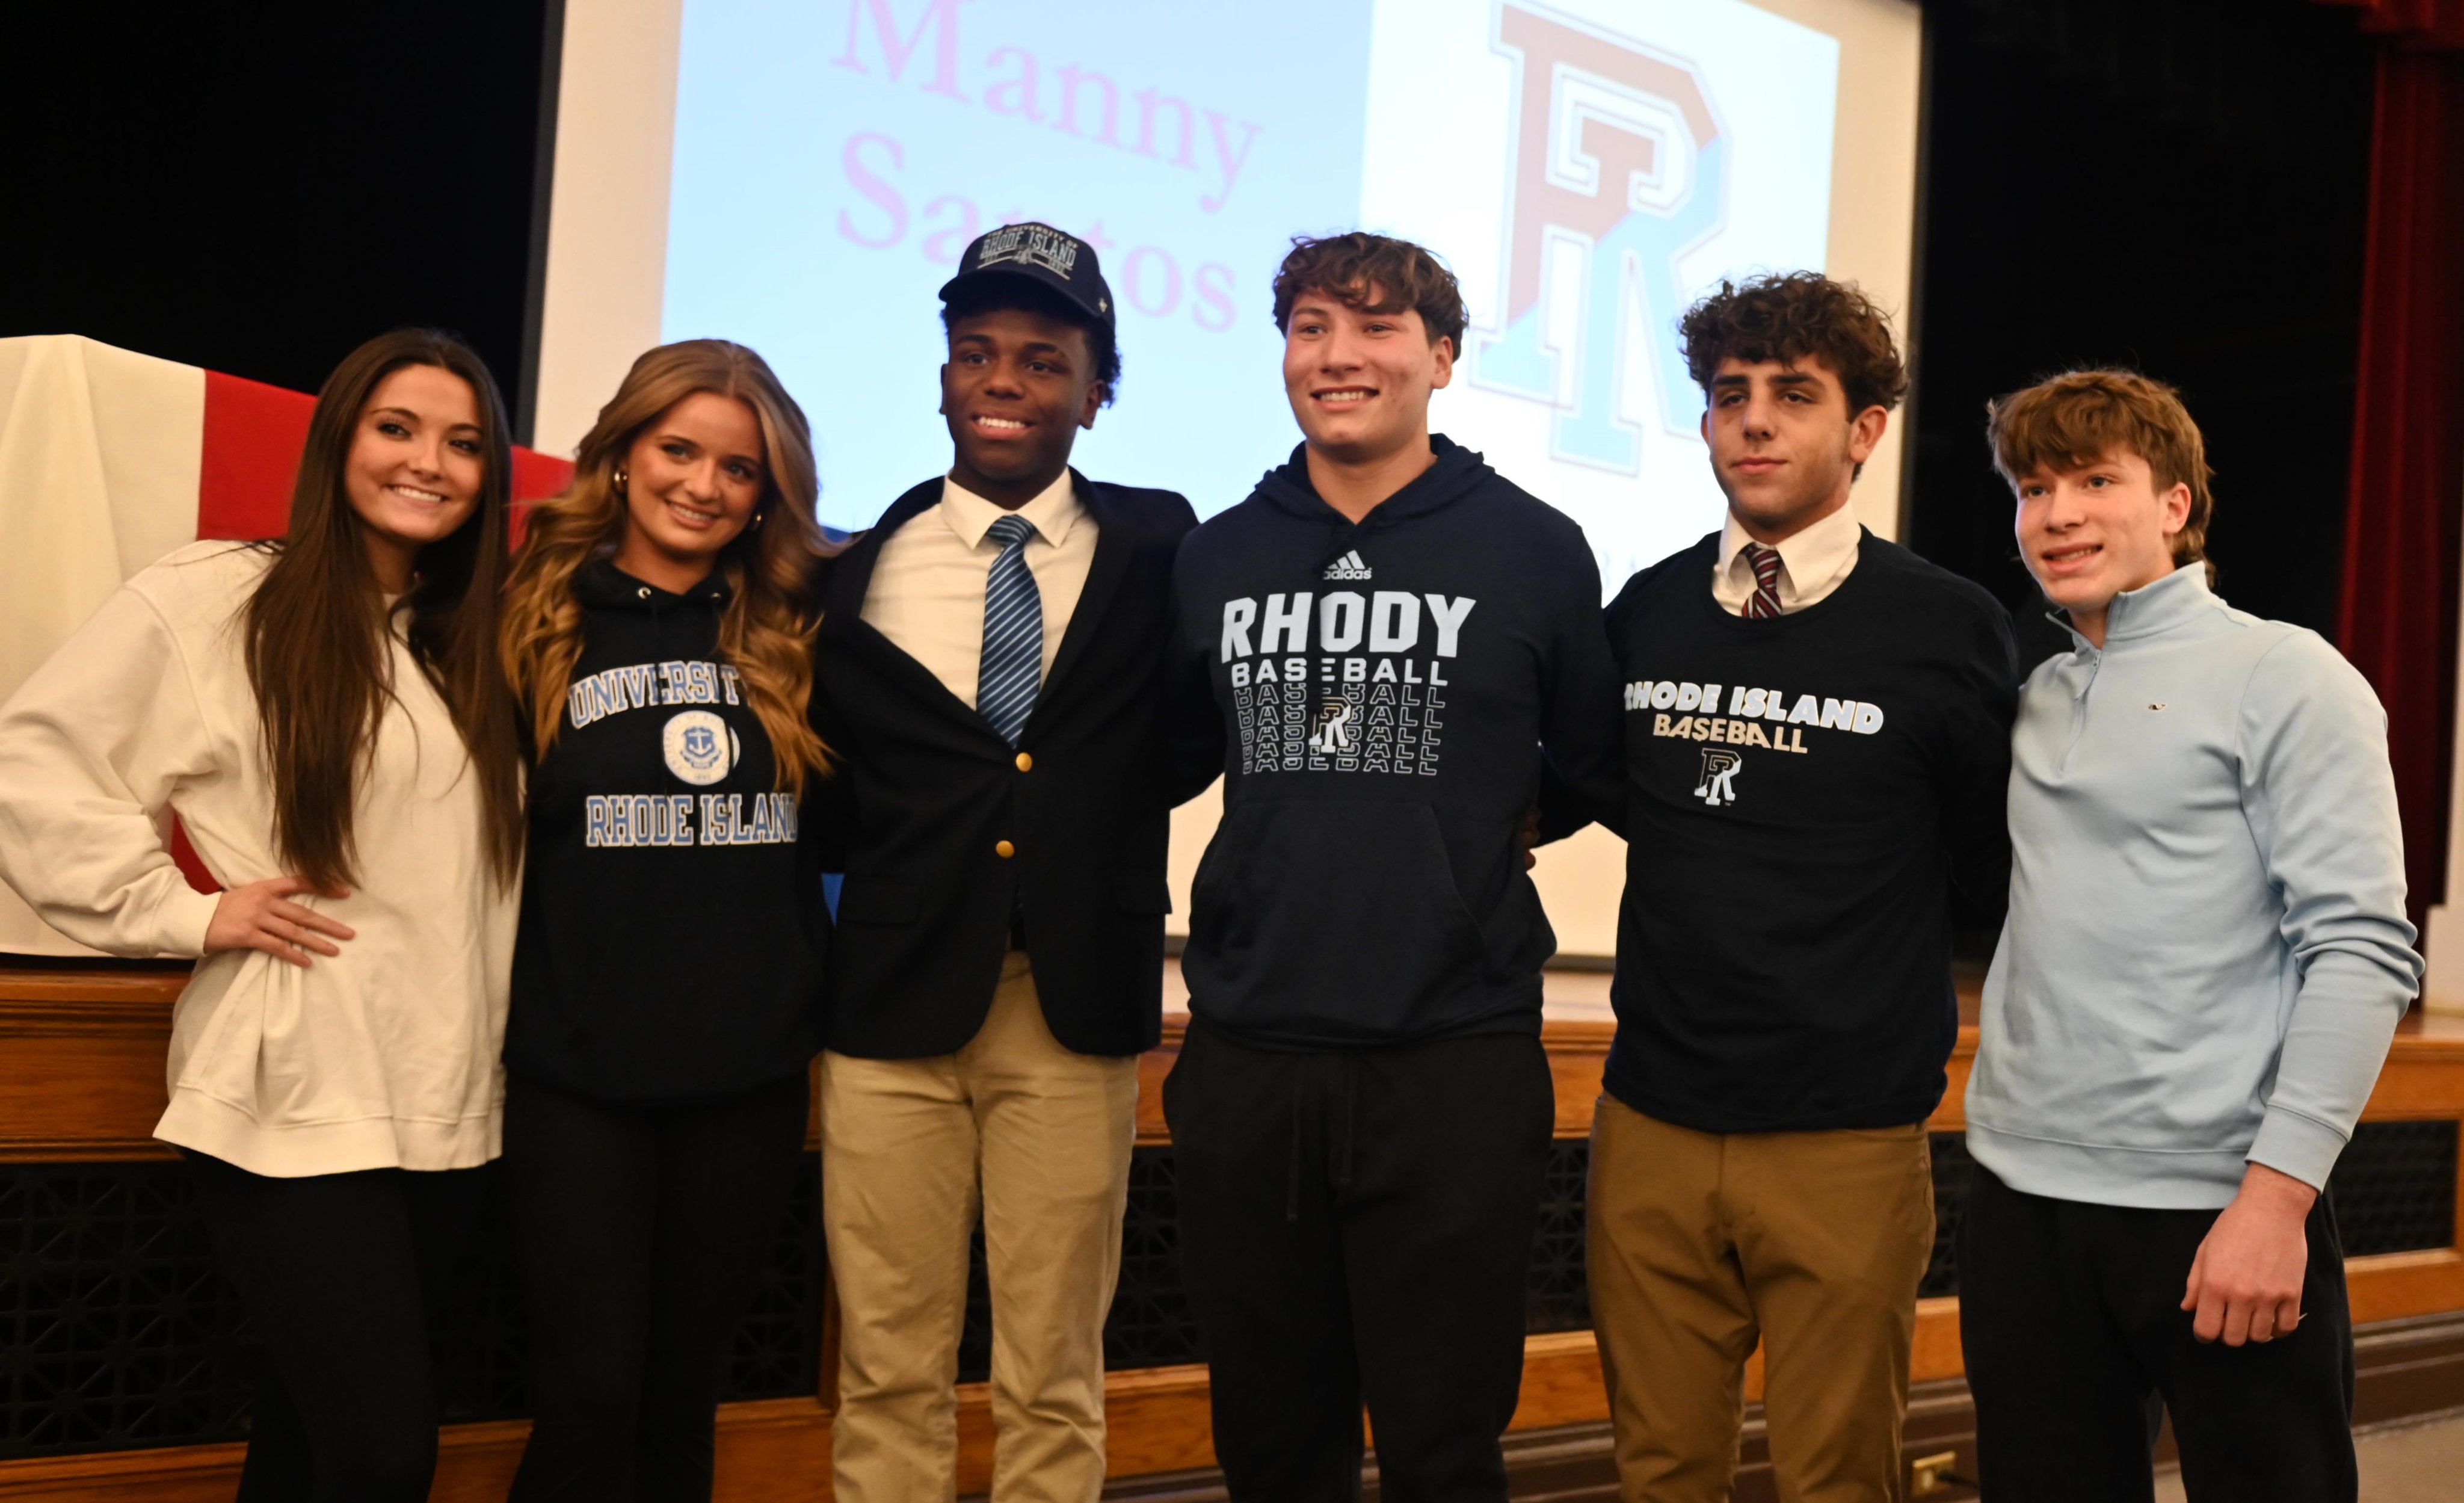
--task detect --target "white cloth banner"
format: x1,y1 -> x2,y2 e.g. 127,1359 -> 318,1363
0,335 -> 209,956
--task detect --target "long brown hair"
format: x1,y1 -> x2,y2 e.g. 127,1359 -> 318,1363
500,339 -> 831,787
244,329 -> 526,892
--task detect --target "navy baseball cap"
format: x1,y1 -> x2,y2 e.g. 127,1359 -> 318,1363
938,221 -> 1115,327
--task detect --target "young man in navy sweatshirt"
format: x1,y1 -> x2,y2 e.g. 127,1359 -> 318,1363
1588,273 -> 2018,1502
1960,370 -> 2419,1502
1168,232 -> 1622,1500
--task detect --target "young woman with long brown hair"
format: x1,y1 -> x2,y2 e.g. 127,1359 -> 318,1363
496,339 -> 833,1499
0,329 -> 526,1499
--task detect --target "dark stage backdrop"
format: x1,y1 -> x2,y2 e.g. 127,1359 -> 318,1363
1905,0 -> 2377,665
2,5 -> 558,431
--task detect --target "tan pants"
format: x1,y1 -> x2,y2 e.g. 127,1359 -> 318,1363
821,954 -> 1138,1503
1586,1097 -> 1935,1503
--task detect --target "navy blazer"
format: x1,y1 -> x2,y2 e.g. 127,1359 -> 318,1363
811,471 -> 1216,1058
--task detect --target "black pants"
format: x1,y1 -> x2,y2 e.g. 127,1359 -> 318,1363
503,1070 -> 811,1503
183,1150 -> 488,1503
1163,1023 -> 1555,1503
1958,1162 -> 2357,1502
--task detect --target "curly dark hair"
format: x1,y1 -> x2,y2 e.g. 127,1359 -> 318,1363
940,276 -> 1122,407
1678,272 -> 1908,415
1271,232 -> 1468,353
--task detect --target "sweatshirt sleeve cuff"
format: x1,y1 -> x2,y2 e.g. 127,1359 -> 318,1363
2247,1106 -> 2350,1193
152,886 -> 218,959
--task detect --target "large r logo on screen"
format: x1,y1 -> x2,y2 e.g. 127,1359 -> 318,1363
1474,2 -> 1726,474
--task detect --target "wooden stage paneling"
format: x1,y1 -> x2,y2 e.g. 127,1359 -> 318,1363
2,961 -> 2460,1498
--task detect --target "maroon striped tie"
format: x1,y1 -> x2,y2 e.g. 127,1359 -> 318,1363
1743,542 -> 1784,619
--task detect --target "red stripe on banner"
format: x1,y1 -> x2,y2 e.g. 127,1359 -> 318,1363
199,370 -> 316,540
168,818 -> 222,895
508,448 -> 575,551
511,447 -> 574,501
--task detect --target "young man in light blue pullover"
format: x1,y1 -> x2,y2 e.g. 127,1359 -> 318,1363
1959,369 -> 2422,1503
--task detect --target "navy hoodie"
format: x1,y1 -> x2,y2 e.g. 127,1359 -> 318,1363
504,559 -> 830,1104
1172,436 -> 1622,1049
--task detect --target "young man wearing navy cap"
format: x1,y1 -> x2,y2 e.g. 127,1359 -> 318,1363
810,223 -> 1216,1502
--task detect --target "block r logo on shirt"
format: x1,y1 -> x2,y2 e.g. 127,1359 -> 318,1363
1695,747 -> 1740,807
1308,697 -> 1358,754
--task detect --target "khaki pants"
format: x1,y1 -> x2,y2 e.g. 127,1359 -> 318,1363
821,954 -> 1138,1503
1586,1097 -> 1935,1503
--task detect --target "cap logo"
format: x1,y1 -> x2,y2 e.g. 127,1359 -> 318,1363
978,223 -> 1081,277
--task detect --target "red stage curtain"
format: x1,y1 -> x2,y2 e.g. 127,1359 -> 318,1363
2326,2 -> 2464,931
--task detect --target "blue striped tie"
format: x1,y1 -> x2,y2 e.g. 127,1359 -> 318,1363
976,514 -> 1043,744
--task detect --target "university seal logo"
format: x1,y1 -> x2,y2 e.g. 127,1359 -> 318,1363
1473,1 -> 1726,475
663,710 -> 738,787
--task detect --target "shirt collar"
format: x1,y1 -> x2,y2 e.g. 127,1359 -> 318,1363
2054,561 -> 2211,650
937,469 -> 1083,551
1714,501 -> 1863,584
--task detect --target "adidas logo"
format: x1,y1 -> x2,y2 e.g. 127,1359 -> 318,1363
1323,550 -> 1372,581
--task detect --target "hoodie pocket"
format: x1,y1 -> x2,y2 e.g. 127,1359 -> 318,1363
571,886 -> 818,1085
1186,799 -> 1486,1038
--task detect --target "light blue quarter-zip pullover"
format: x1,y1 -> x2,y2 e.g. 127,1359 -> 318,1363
1965,565 -> 2421,1209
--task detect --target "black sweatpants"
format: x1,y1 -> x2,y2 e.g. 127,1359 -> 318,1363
503,1069 -> 810,1503
183,1150 -> 489,1503
1163,1023 -> 1556,1503
1958,1162 -> 2356,1502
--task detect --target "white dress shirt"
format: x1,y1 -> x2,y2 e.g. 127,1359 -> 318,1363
1710,501 -> 1864,616
860,470 -> 1098,709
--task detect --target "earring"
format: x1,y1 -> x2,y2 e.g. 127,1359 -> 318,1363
612,467 -> 628,492
753,510 -> 767,527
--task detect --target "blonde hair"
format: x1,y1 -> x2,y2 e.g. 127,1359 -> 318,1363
502,339 -> 831,787
1987,368 -> 2216,570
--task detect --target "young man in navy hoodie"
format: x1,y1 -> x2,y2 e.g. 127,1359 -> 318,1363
1168,232 -> 1622,1499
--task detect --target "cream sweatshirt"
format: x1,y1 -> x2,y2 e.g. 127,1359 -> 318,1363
0,542 -> 516,1176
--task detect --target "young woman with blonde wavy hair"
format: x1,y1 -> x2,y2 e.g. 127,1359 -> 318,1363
496,339 -> 833,1499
